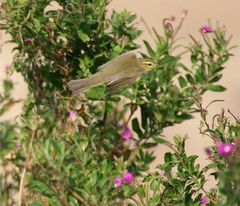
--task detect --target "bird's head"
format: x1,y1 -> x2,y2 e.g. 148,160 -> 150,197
138,58 -> 158,71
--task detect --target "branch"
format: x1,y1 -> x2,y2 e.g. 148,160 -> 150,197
68,188 -> 89,206
97,97 -> 108,158
19,123 -> 37,206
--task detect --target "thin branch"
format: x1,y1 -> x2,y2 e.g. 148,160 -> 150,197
97,97 -> 108,158
130,197 -> 142,205
205,99 -> 224,110
126,103 -> 137,124
19,123 -> 37,206
227,109 -> 239,123
68,188 -> 89,206
140,16 -> 156,43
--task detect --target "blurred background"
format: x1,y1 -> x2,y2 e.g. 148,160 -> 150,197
1,0 -> 240,188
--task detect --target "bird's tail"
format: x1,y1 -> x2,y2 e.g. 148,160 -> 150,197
67,75 -> 101,95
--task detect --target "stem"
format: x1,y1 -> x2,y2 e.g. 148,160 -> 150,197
126,103 -> 137,124
97,97 -> 108,157
68,188 -> 89,206
146,181 -> 149,203
205,99 -> 224,110
132,184 -> 146,206
159,188 -> 167,204
19,123 -> 37,206
228,109 -> 239,123
140,16 -> 156,43
130,197 -> 142,205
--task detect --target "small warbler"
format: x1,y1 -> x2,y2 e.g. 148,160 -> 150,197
68,52 -> 158,95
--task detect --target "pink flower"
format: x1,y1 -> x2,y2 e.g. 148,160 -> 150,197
163,19 -> 173,29
114,178 -> 122,189
122,172 -> 134,184
122,126 -> 131,140
217,143 -> 235,158
200,197 -> 209,205
5,64 -> 10,70
200,25 -> 213,33
163,16 -> 175,29
69,110 -> 77,121
24,38 -> 32,43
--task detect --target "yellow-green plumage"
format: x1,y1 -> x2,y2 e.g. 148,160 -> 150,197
68,52 -> 157,95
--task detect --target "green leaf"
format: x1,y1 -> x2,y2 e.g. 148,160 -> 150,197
150,179 -> 160,192
205,84 -> 226,92
33,18 -> 41,32
209,74 -> 222,83
164,152 -> 172,163
30,203 -> 43,206
132,118 -> 143,138
195,68 -> 207,84
190,54 -> 198,64
153,135 -> 169,144
29,179 -> 54,196
50,139 -> 62,156
175,112 -> 193,123
85,86 -> 105,100
143,40 -> 155,57
141,142 -> 157,148
77,30 -> 90,42
137,185 -> 146,199
178,76 -> 187,88
3,79 -> 14,92
186,74 -> 195,84
140,104 -> 148,130
149,194 -> 161,205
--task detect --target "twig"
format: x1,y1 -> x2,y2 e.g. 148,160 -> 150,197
126,103 -> 137,124
68,188 -> 89,206
19,123 -> 37,206
173,10 -> 187,39
130,197 -> 142,205
227,109 -> 239,123
140,16 -> 156,43
205,99 -> 224,110
132,184 -> 147,206
97,97 -> 108,157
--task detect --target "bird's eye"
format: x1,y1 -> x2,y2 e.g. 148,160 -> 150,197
147,62 -> 153,66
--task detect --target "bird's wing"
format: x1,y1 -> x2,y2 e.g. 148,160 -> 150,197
106,72 -> 142,92
106,77 -> 137,92
97,52 -> 137,72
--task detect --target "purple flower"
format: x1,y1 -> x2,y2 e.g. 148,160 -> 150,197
122,126 -> 131,140
24,38 -> 32,43
69,110 -> 77,121
200,197 -> 209,205
122,172 -> 133,184
114,178 -> 122,189
217,143 -> 235,158
200,25 -> 213,33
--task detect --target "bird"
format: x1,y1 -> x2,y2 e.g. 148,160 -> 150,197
67,52 -> 158,95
